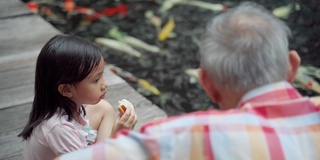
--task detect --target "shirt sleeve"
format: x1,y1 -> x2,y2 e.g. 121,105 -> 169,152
54,115 -> 201,160
46,124 -> 86,156
55,130 -> 150,160
55,126 -> 197,160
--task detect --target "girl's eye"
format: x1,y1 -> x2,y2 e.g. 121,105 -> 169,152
94,78 -> 99,83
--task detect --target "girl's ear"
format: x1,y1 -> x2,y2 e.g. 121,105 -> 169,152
58,84 -> 72,97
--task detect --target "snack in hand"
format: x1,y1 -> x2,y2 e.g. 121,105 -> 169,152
117,99 -> 134,116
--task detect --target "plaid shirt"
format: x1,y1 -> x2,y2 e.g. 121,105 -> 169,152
57,82 -> 320,160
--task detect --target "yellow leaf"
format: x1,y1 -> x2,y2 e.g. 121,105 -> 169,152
272,3 -> 300,19
158,18 -> 175,41
138,79 -> 161,95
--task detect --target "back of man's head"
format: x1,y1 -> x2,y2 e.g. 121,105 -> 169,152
200,2 -> 291,91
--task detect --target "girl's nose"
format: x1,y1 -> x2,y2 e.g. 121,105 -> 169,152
103,83 -> 108,90
102,77 -> 108,90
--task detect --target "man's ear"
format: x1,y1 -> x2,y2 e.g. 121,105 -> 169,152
287,50 -> 301,83
198,68 -> 221,102
58,84 -> 72,97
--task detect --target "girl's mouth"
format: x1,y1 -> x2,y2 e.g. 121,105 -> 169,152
100,92 -> 106,99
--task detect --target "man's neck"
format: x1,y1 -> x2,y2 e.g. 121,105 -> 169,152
218,89 -> 247,110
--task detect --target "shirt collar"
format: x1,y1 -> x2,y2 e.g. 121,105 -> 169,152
237,81 -> 302,109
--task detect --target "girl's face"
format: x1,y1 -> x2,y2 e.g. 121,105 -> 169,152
70,57 -> 107,106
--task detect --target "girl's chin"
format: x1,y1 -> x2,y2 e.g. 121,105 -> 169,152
86,99 -> 102,105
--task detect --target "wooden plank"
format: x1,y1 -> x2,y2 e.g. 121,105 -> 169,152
0,0 -> 31,19
0,67 -> 34,90
0,129 -> 24,160
0,15 -> 61,57
0,104 -> 29,159
2,155 -> 22,160
0,84 -> 34,110
0,103 -> 31,134
0,103 -> 27,160
0,50 -> 37,72
104,66 -> 126,86
106,83 -> 167,130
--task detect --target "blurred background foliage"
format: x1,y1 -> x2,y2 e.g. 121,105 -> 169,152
24,0 -> 320,115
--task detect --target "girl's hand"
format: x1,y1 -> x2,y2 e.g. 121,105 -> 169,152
112,107 -> 138,133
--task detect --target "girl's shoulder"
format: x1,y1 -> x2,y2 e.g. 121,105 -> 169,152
40,111 -> 77,136
35,112 -> 87,153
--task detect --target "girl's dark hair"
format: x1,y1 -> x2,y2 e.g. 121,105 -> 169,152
18,34 -> 103,140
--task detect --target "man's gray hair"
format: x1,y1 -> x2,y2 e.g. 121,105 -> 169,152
200,2 -> 291,91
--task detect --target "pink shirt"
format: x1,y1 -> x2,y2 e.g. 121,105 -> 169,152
23,109 -> 93,160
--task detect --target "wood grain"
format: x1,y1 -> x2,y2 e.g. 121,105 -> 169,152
0,0 -> 31,19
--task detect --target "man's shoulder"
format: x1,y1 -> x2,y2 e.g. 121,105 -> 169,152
140,109 -> 251,133
141,96 -> 320,134
310,96 -> 320,106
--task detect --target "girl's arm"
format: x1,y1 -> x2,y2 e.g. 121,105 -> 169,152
86,99 -> 138,142
86,99 -> 116,141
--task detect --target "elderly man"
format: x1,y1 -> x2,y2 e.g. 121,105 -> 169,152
56,2 -> 320,160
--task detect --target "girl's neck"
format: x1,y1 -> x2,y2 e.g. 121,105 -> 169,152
72,106 -> 83,122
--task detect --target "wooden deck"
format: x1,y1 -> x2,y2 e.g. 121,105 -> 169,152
0,1 -> 167,159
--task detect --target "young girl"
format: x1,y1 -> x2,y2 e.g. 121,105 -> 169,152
18,34 -> 138,160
